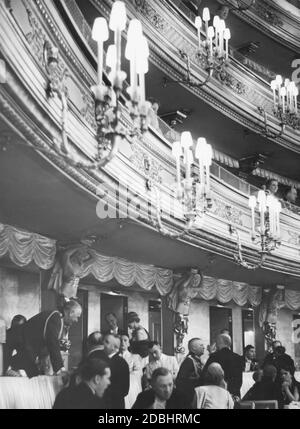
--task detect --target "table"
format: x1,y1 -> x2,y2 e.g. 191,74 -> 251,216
0,376 -> 64,409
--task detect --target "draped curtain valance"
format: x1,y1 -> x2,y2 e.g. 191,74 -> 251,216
196,277 -> 300,311
0,223 -> 56,270
197,277 -> 262,307
1,223 -> 300,310
79,253 -> 174,296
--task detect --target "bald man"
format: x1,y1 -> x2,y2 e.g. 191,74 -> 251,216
13,300 -> 82,377
201,334 -> 243,398
176,338 -> 205,406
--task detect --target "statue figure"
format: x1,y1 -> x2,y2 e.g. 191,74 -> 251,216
259,287 -> 285,349
167,268 -> 203,316
48,244 -> 96,299
167,269 -> 203,354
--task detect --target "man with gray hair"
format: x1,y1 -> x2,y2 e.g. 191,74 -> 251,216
201,334 -> 243,399
176,337 -> 205,406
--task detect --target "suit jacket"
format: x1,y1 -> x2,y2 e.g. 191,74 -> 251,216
132,388 -> 190,409
176,355 -> 203,406
15,311 -> 64,377
242,379 -> 283,408
53,382 -> 104,409
89,350 -> 130,409
242,356 -> 258,372
202,348 -> 243,397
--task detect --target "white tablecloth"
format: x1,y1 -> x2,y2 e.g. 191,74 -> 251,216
0,376 -> 64,409
241,372 -> 255,398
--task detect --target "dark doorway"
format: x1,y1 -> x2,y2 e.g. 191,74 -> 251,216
101,293 -> 128,333
242,309 -> 255,350
209,306 -> 232,346
148,300 -> 162,344
68,288 -> 88,370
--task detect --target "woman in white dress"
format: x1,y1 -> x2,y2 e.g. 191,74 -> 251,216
193,363 -> 234,409
120,333 -> 143,409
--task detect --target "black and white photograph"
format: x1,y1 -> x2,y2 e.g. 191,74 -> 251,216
0,0 -> 300,414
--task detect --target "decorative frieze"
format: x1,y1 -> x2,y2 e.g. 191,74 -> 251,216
132,0 -> 169,33
211,198 -> 244,226
253,2 -> 284,27
80,91 -> 97,131
130,141 -> 163,189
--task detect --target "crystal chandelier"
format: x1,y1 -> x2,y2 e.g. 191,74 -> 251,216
156,131 -> 213,238
43,2 -> 151,170
164,8 -> 231,89
230,190 -> 282,270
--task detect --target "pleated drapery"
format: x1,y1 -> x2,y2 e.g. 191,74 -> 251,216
79,253 -> 174,296
198,277 -> 263,307
0,223 -> 56,269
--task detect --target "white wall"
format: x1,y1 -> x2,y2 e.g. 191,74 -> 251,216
0,267 -> 40,327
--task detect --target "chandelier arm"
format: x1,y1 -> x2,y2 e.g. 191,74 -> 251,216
229,224 -> 267,270
153,187 -> 196,239
193,67 -> 214,88
257,107 -> 285,139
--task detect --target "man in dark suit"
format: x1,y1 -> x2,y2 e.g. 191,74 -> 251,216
89,333 -> 129,409
103,313 -> 122,336
242,364 -> 282,407
14,300 -> 82,377
201,334 -> 243,398
85,331 -> 104,357
53,358 -> 111,409
242,345 -> 258,372
176,338 -> 205,406
133,367 -> 190,409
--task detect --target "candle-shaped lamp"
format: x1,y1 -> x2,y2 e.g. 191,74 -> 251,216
202,7 -> 210,37
270,80 -> 277,110
223,28 -> 231,61
106,44 -> 117,84
195,16 -> 202,50
195,138 -> 206,193
249,195 -> 257,237
280,86 -> 286,113
218,19 -> 225,57
126,20 -> 143,99
257,190 -> 266,235
92,17 -> 109,85
172,141 -> 182,195
109,1 -> 127,74
213,15 -> 220,52
181,132 -> 193,182
136,36 -> 149,104
207,26 -> 215,57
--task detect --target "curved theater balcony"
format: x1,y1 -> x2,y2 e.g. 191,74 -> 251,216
0,0 -> 300,289
216,0 -> 300,54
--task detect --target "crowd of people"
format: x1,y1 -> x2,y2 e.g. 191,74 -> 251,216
3,305 -> 300,409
